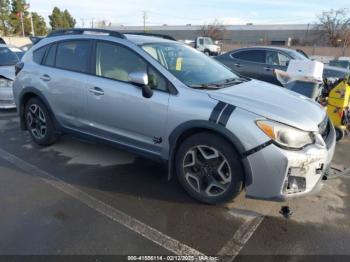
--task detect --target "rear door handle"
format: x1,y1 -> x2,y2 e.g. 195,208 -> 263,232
264,67 -> 272,71
89,87 -> 104,96
40,74 -> 51,82
234,63 -> 242,68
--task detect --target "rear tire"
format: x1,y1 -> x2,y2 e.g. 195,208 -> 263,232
175,132 -> 244,204
25,97 -> 58,146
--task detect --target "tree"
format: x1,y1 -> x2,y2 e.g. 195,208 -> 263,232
0,0 -> 11,35
31,12 -> 47,35
49,7 -> 76,30
200,19 -> 227,40
317,8 -> 350,47
49,7 -> 63,30
63,9 -> 75,28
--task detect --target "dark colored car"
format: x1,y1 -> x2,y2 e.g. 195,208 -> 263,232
329,60 -> 350,70
216,46 -> 350,86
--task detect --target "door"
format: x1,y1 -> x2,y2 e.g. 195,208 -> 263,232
38,40 -> 91,128
265,50 -> 291,85
230,50 -> 267,80
85,41 -> 170,156
196,37 -> 205,52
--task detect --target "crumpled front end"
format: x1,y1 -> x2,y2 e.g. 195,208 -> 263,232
245,121 -> 336,201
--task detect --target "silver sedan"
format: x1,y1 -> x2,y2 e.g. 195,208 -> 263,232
0,44 -> 17,109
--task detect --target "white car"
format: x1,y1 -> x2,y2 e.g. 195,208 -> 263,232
0,44 -> 17,109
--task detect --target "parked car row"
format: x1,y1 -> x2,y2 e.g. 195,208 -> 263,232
215,46 -> 350,86
9,28 -> 336,204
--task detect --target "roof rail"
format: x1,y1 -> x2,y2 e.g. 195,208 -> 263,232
123,32 -> 176,41
47,28 -> 126,39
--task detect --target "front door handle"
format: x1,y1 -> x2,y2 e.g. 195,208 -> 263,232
234,63 -> 242,68
40,74 -> 51,82
264,67 -> 272,71
89,87 -> 104,96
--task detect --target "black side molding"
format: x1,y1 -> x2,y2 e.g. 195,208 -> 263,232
242,140 -> 273,158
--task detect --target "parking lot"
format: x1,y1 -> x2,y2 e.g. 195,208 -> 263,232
0,108 -> 349,260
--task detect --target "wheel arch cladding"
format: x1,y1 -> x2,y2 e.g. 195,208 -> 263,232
168,120 -> 252,185
19,87 -> 60,132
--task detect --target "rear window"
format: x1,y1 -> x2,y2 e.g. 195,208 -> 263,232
44,44 -> 57,67
232,50 -> 266,63
55,41 -> 90,73
0,47 -> 19,66
33,46 -> 48,64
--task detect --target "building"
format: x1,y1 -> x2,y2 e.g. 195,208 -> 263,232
111,24 -> 321,46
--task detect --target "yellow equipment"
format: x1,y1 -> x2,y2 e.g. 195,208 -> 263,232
326,78 -> 350,141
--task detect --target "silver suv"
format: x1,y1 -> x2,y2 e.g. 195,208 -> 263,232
13,29 -> 336,204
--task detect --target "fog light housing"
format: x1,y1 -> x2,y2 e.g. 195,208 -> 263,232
283,171 -> 306,195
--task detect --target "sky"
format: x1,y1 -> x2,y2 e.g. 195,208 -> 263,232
27,0 -> 349,26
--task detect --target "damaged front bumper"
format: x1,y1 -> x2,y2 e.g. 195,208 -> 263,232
245,123 -> 336,201
0,87 -> 16,109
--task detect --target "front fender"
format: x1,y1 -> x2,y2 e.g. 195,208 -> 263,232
167,120 -> 252,184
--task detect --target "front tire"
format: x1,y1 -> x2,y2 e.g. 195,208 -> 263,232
175,132 -> 244,204
25,97 -> 58,146
204,50 -> 210,56
335,127 -> 345,141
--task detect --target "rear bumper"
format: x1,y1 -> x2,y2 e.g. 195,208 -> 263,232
245,124 -> 336,201
0,88 -> 16,109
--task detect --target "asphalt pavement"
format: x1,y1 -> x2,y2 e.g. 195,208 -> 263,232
0,109 -> 350,261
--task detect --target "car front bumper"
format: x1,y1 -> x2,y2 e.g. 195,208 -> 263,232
0,88 -> 16,109
245,123 -> 336,201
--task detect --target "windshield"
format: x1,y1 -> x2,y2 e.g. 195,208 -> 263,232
142,42 -> 239,88
204,38 -> 214,45
289,50 -> 309,61
0,47 -> 19,66
15,51 -> 25,60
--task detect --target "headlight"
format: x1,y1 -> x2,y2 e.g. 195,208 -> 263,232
0,78 -> 13,88
256,120 -> 315,149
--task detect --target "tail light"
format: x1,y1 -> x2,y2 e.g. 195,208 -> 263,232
15,62 -> 24,76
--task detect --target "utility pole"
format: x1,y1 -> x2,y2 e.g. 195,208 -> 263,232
142,11 -> 148,32
20,11 -> 25,37
81,18 -> 85,28
91,18 -> 94,28
29,12 -> 35,36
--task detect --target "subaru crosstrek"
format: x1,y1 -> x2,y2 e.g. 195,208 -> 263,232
13,29 -> 336,204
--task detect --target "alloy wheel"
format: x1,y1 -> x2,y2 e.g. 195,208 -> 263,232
182,145 -> 232,197
26,104 -> 47,140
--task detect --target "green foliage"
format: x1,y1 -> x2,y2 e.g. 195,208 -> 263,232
49,7 -> 76,30
31,12 -> 47,35
0,0 -> 11,35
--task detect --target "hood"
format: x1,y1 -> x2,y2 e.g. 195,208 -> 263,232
0,66 -> 15,81
208,80 -> 325,132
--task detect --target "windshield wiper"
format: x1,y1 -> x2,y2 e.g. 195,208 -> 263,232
189,83 -> 222,90
189,77 -> 249,90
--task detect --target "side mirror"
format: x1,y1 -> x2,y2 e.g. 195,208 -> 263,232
129,72 -> 153,98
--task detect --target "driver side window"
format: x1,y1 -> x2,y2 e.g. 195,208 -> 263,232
266,51 -> 290,67
95,41 -> 168,92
